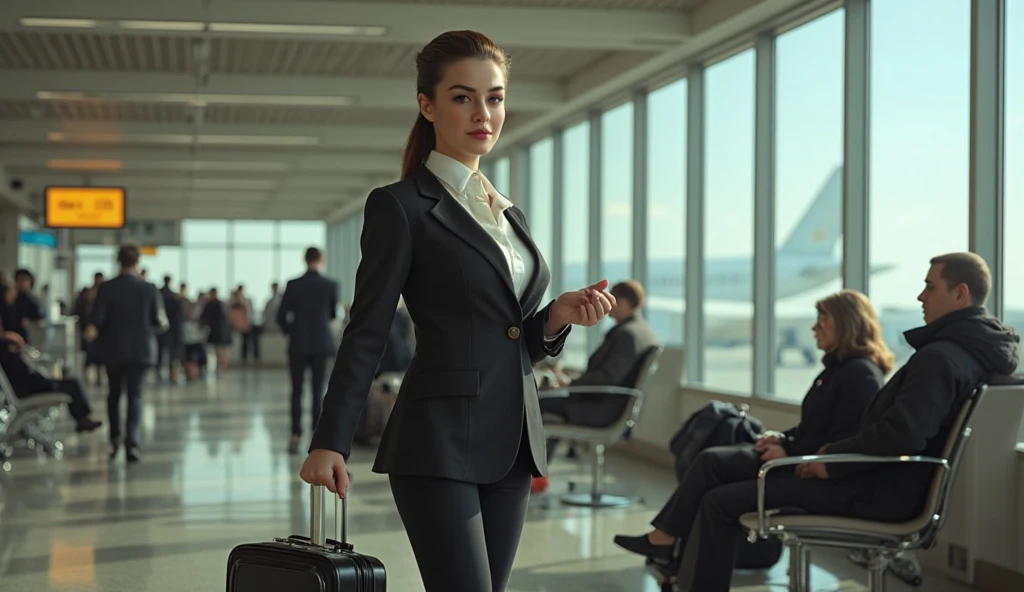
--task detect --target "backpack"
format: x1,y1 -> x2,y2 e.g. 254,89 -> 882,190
668,400 -> 764,482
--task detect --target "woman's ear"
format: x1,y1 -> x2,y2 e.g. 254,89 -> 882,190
417,93 -> 435,123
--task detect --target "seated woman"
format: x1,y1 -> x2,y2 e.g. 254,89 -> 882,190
0,319 -> 102,433
612,289 -> 894,565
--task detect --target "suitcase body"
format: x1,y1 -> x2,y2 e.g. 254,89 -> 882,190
227,485 -> 386,591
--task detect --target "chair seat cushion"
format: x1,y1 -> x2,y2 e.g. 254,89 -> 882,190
18,392 -> 73,411
740,511 -> 927,540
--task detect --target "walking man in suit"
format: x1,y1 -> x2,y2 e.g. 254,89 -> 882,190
540,280 -> 659,461
277,247 -> 340,454
88,244 -> 169,462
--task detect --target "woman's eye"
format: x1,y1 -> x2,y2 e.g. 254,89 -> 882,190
489,96 -> 504,103
454,95 -> 469,103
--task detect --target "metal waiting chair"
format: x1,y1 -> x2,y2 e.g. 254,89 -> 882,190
739,383 -> 989,592
539,344 -> 664,508
0,347 -> 73,468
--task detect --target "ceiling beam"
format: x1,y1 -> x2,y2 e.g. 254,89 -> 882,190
0,121 -> 410,151
0,71 -> 563,112
2,0 -> 691,51
0,146 -> 401,174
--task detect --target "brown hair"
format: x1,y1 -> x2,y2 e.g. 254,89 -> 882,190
611,280 -> 645,309
815,289 -> 895,374
117,243 -> 140,269
929,252 -> 991,306
400,31 -> 510,180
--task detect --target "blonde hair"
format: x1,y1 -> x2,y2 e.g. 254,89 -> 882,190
815,289 -> 896,374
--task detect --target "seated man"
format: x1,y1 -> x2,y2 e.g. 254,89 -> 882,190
625,252 -> 1019,592
539,280 -> 659,461
1,322 -> 103,433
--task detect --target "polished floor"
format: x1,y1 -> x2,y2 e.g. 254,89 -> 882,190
0,368 -> 980,591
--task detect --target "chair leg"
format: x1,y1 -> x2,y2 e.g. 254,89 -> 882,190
867,554 -> 888,592
786,540 -> 810,592
559,443 -> 633,508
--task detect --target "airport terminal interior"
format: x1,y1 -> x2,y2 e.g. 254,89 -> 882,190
0,0 -> 1022,590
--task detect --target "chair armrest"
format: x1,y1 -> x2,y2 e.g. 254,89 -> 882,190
753,454 -> 950,537
537,386 -> 642,399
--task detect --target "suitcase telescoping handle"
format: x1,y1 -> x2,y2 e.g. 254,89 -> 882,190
309,483 -> 347,548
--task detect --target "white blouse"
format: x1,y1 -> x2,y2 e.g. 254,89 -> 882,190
424,151 -> 536,302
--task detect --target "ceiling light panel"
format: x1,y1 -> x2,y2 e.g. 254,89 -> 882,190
20,17 -> 387,37
46,131 -> 319,146
46,159 -> 124,171
36,91 -> 354,108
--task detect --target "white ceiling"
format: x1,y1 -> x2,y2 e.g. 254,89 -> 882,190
0,0 -> 736,222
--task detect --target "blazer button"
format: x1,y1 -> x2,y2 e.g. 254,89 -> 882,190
507,326 -> 521,340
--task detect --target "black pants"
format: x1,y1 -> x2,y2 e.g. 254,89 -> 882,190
21,374 -> 92,420
288,353 -> 328,436
106,363 -> 147,447
654,445 -> 857,592
242,326 -> 261,361
388,427 -> 534,592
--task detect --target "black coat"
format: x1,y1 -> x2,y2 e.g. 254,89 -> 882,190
91,273 -> 169,366
781,354 -> 884,457
309,166 -> 570,483
826,306 -> 1020,521
277,270 -> 340,356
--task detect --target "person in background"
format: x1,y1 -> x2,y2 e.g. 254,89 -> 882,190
0,314 -> 103,433
2,269 -> 44,343
262,282 -> 283,334
88,244 -> 169,463
231,285 -> 260,364
157,275 -> 184,383
200,287 -> 232,374
277,247 -> 340,455
75,272 -> 105,385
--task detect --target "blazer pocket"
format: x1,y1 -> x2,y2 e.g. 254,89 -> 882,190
405,369 -> 480,400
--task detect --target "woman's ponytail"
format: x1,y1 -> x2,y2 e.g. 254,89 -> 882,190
401,114 -> 435,180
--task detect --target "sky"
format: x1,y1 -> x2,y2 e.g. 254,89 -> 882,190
493,0 -> 1023,321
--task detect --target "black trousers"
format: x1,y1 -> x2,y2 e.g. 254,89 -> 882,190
106,363 -> 147,447
242,326 -> 261,361
654,445 -> 857,592
288,353 -> 328,437
388,425 -> 534,592
21,374 -> 92,420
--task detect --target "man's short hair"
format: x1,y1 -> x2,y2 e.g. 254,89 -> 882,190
305,247 -> 323,265
163,275 -> 172,285
930,252 -> 991,305
610,280 -> 645,309
117,244 -> 141,268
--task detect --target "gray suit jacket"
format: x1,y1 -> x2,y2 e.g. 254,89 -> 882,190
565,315 -> 659,426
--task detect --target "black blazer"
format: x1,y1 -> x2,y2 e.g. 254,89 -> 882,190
91,273 -> 169,366
277,270 -> 340,356
780,354 -> 884,457
309,165 -> 571,483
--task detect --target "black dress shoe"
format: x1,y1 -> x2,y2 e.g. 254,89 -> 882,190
109,444 -> 120,460
76,418 -> 103,433
613,534 -> 675,564
126,446 -> 141,463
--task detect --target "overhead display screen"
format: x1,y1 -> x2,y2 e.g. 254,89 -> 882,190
44,186 -> 127,229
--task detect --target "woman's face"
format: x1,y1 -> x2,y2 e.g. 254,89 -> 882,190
418,58 -> 506,170
812,311 -> 837,352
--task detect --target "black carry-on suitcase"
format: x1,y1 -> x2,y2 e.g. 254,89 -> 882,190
226,484 -> 386,591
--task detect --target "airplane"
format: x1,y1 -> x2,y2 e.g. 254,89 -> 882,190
561,166 -> 895,305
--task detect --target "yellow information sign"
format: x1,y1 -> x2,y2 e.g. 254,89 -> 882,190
45,186 -> 126,229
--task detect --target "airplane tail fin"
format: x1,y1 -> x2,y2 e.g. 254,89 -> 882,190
779,166 -> 843,257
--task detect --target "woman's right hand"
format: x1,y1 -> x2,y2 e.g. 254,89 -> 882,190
299,449 -> 350,497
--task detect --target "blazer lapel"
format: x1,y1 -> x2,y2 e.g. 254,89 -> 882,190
504,208 -> 547,310
415,167 -> 516,297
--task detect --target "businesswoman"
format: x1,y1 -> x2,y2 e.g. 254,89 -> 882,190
612,289 -> 894,570
299,30 -> 616,591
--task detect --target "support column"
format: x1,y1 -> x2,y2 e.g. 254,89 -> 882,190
753,33 -> 777,397
684,66 -> 706,385
843,0 -> 871,294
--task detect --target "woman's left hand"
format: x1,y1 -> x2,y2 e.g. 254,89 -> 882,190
759,444 -> 787,462
547,279 -> 616,334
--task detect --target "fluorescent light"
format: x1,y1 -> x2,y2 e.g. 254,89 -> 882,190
36,91 -> 355,108
20,18 -> 98,28
46,159 -> 124,171
191,179 -> 277,190
21,17 -> 387,37
209,22 -> 387,36
118,20 -> 204,31
47,131 -> 319,147
143,161 -> 293,172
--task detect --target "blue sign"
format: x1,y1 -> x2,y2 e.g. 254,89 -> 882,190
19,230 -> 57,248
